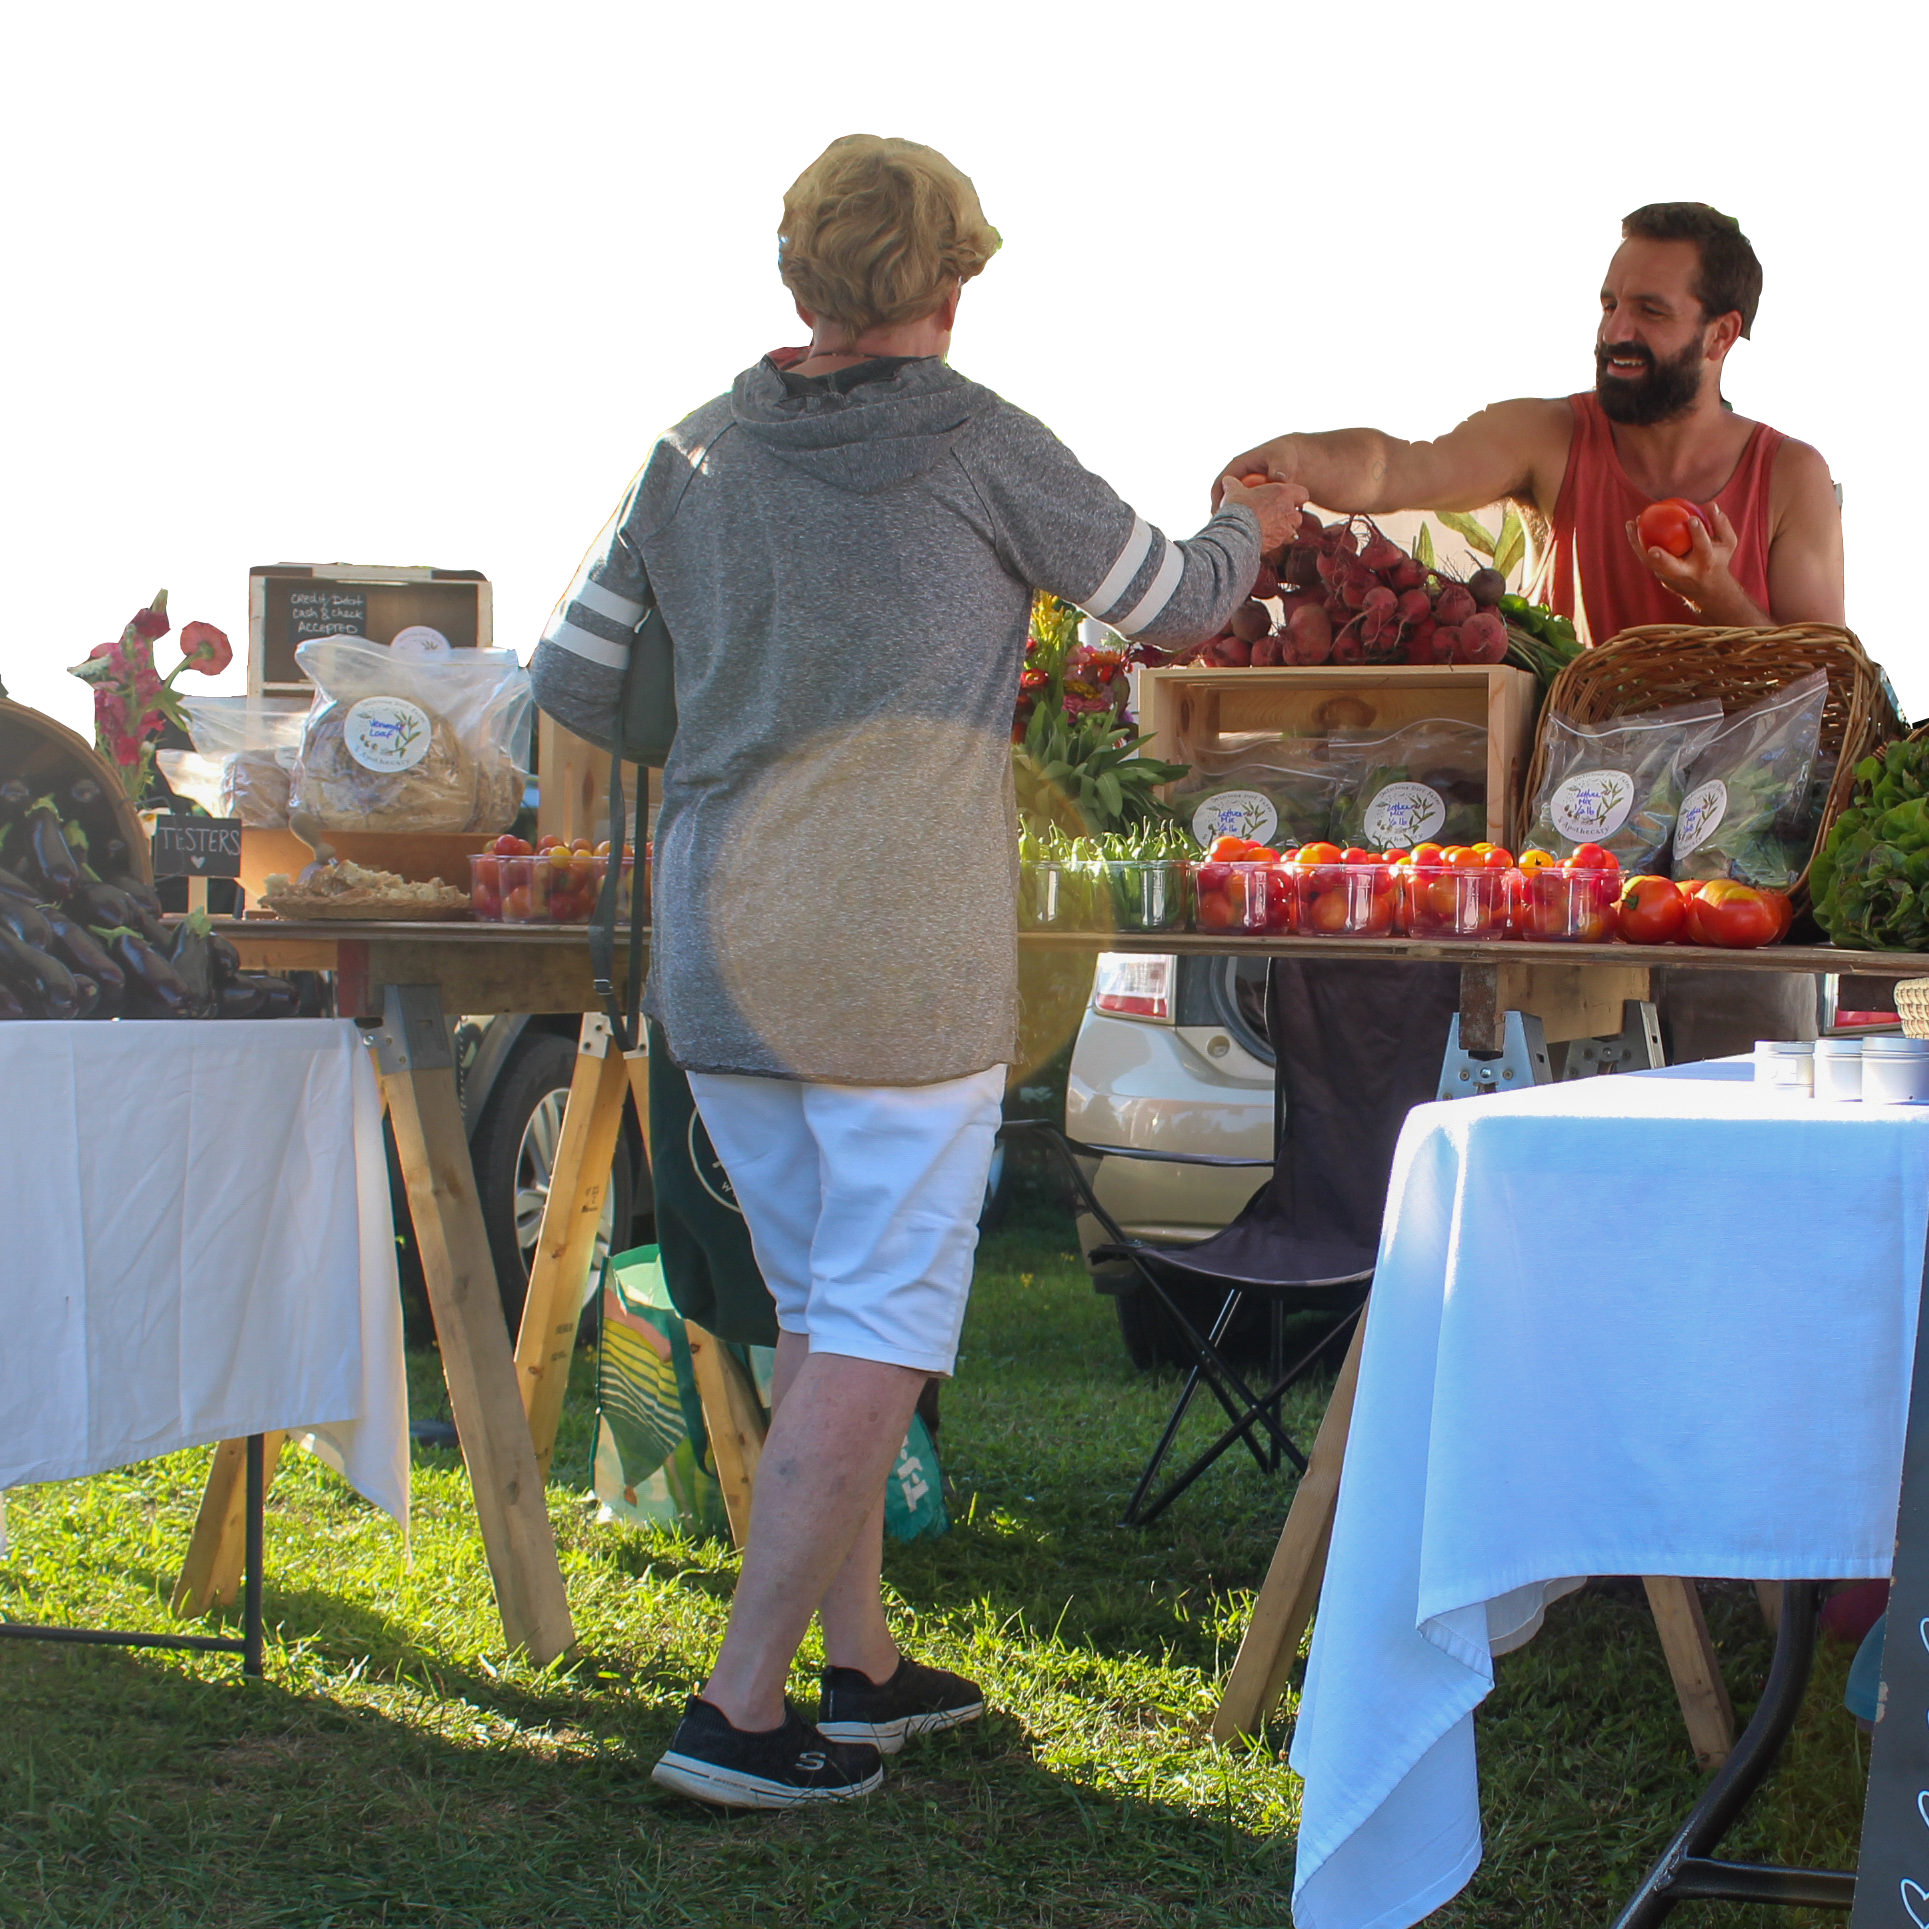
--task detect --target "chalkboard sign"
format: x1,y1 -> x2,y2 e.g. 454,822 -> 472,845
150,817 -> 243,879
287,586 -> 367,647
1851,1244 -> 1929,1925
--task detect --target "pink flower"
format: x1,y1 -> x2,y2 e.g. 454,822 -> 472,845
178,621 -> 232,675
109,732 -> 143,767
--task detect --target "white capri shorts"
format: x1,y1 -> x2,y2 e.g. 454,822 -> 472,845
687,1064 -> 1006,1377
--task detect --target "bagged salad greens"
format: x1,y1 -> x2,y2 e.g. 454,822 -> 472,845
1327,718 -> 1487,851
1167,738 -> 1337,853
1525,698 -> 1722,869
1672,671 -> 1828,889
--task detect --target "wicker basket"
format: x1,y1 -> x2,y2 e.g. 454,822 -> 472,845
1515,623 -> 1902,908
0,699 -> 153,885
1895,981 -> 1929,1040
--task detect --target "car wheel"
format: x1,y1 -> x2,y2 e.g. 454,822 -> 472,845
471,1030 -> 636,1335
978,1138 -> 1013,1232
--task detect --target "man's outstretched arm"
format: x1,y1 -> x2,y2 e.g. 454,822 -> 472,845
1214,398 -> 1572,521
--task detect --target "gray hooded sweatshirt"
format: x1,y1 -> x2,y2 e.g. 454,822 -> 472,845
530,353 -> 1258,1086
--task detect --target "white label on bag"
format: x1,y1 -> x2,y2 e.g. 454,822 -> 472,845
1674,779 -> 1728,858
388,624 -> 452,658
1550,768 -> 1635,842
1363,782 -> 1445,848
342,696 -> 432,773
1191,790 -> 1278,847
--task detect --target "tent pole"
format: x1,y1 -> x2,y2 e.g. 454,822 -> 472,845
426,262 -> 455,563
424,139 -> 457,567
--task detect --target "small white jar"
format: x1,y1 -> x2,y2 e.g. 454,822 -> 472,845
1754,1038 -> 1815,1097
1862,1036 -> 1929,1104
1814,1037 -> 1864,1101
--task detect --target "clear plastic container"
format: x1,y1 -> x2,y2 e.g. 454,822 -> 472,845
1402,865 -> 1507,941
1288,861 -> 1400,938
1103,859 -> 1190,934
1192,859 -> 1293,935
1513,867 -> 1621,943
1020,860 -> 1099,932
476,850 -> 617,924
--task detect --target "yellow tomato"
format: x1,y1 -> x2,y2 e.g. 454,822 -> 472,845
1517,849 -> 1557,873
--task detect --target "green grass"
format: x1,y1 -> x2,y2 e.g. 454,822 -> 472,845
0,1202 -> 1872,1927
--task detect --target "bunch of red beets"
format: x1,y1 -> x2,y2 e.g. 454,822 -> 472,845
1196,511 -> 1510,670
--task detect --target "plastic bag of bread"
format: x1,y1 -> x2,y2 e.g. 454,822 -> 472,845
289,639 -> 533,834
177,696 -> 310,827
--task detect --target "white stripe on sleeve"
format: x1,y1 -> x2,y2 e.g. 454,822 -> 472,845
574,579 -> 647,626
1084,516 -> 1153,620
545,617 -> 632,670
1113,540 -> 1184,635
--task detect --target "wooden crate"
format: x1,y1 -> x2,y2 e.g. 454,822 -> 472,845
0,699 -> 153,885
1137,664 -> 1538,848
238,828 -> 495,902
536,713 -> 661,850
247,563 -> 493,698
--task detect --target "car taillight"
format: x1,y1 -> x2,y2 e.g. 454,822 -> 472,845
1091,952 -> 1176,1021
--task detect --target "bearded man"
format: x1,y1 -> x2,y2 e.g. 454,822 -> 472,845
1218,202 -> 1845,1058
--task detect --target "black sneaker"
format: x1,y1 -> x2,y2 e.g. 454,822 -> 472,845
816,1656 -> 985,1754
651,1697 -> 883,1809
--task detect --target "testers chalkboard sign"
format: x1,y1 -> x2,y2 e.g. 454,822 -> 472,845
151,817 -> 242,879
248,564 -> 493,696
1851,1239 -> 1929,1925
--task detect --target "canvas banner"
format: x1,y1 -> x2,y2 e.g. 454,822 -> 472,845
1057,210 -> 1628,582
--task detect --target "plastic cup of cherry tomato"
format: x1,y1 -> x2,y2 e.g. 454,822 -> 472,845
1192,859 -> 1292,934
469,854 -> 504,921
1403,862 -> 1508,939
1519,866 -> 1622,942
1288,861 -> 1400,937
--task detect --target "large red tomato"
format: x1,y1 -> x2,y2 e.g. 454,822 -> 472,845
1686,880 -> 1781,949
1617,875 -> 1686,945
1636,497 -> 1711,558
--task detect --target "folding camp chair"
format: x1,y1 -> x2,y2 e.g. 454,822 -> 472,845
1009,954 -> 1460,1527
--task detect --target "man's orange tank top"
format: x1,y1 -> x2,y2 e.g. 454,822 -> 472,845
1528,391 -> 1782,645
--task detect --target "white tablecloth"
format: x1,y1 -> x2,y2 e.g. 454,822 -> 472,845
1290,1060 -> 1927,1929
0,1019 -> 408,1527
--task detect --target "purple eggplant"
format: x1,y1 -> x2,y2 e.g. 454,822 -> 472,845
67,778 -> 103,814
108,930 -> 193,1017
0,982 -> 23,1020
105,874 -> 164,920
0,863 -> 38,901
68,972 -> 101,1019
74,881 -> 168,948
0,929 -> 80,1019
168,918 -> 217,1016
40,909 -> 125,998
216,979 -> 269,1019
208,932 -> 241,987
24,806 -> 82,902
252,975 -> 301,1019
0,778 -> 29,824
0,894 -> 53,950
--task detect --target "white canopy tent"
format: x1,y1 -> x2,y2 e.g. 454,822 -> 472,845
101,131 -> 1929,559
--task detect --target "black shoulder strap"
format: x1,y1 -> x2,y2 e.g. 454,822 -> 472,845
591,651 -> 649,1056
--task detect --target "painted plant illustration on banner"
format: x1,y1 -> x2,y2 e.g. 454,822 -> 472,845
1057,211 -> 1628,582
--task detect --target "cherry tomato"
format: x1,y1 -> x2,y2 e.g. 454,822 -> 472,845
1207,835 -> 1254,862
537,835 -> 565,852
1517,849 -> 1557,873
1567,843 -> 1618,872
1195,861 -> 1231,892
570,838 -> 593,854
1297,841 -> 1343,866
594,840 -> 613,857
1479,847 -> 1514,870
1196,889 -> 1234,930
1636,496 -> 1711,559
492,833 -> 532,857
1340,847 -> 1373,866
1381,848 -> 1411,866
1687,880 -> 1781,949
1617,875 -> 1686,945
1409,843 -> 1444,867
1244,845 -> 1282,864
1308,888 -> 1354,934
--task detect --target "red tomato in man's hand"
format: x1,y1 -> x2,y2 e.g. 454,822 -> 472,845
1636,497 -> 1712,558
1686,879 -> 1781,949
1617,875 -> 1687,945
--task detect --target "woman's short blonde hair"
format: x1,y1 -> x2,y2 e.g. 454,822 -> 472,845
779,135 -> 1001,334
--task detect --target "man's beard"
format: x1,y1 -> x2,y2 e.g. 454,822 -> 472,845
1595,337 -> 1705,425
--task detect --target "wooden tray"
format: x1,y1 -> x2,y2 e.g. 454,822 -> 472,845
260,894 -> 471,922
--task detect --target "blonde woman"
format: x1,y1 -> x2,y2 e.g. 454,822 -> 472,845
533,134 -> 1303,1809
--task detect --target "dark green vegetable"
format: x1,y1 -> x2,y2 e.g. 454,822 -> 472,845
1813,738 -> 1929,950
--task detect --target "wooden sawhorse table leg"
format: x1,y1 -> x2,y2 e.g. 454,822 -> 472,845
173,1432 -> 288,1615
377,984 -> 575,1664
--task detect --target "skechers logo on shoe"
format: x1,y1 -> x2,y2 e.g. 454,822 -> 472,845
796,1750 -> 827,1771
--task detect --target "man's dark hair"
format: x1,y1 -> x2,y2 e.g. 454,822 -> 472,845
1621,202 -> 1762,338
